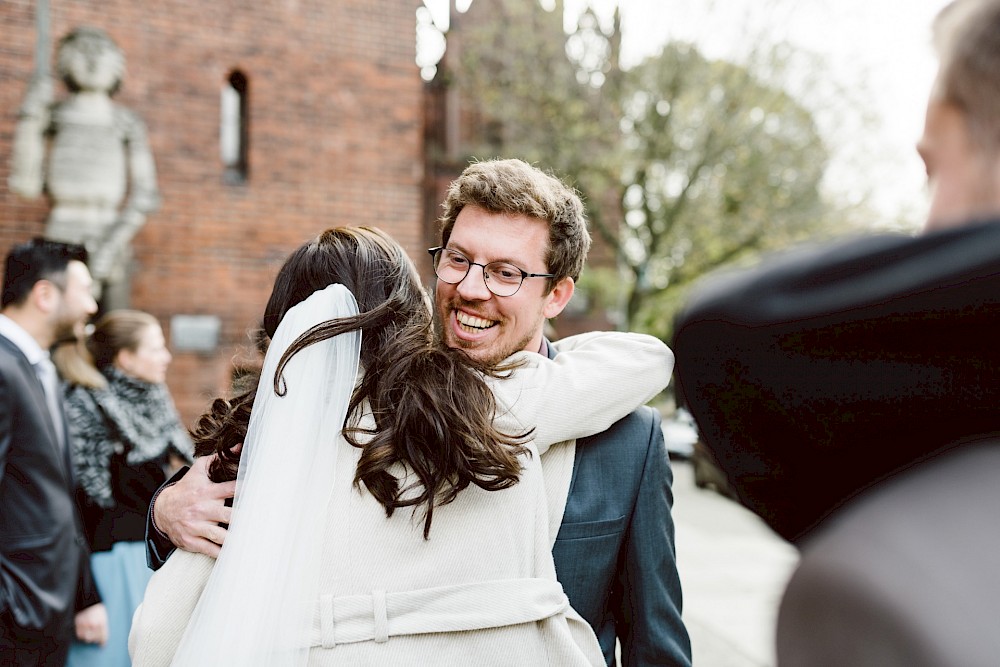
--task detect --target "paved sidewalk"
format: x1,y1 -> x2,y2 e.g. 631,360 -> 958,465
671,460 -> 799,667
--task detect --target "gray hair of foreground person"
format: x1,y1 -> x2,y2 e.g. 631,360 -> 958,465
932,0 -> 1000,149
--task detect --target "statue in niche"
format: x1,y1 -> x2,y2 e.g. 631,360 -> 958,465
9,26 -> 160,309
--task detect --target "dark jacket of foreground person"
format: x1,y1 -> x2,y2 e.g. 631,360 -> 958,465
672,219 -> 1000,666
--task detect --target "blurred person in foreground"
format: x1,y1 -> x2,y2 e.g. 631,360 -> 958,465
673,1 -> 1000,665
0,238 -> 103,665
146,160 -> 692,666
53,310 -> 192,666
129,226 -> 671,665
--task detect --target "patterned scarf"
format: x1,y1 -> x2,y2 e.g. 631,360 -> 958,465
66,366 -> 194,508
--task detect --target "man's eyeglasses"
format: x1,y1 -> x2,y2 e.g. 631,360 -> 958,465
428,247 -> 554,297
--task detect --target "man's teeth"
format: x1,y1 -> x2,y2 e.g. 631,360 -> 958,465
457,312 -> 497,331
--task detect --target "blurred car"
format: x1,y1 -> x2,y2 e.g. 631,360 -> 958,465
662,407 -> 698,460
691,440 -> 738,500
663,408 -> 738,499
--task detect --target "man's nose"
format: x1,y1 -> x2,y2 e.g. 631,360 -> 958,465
456,263 -> 492,301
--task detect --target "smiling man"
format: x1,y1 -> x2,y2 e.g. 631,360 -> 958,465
429,159 -> 691,667
433,201 -> 574,366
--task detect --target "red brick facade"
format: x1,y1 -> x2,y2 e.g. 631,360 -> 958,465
1,0 -> 425,423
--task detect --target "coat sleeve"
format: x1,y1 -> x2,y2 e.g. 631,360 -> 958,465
0,368 -> 11,615
490,332 -> 674,454
129,549 -> 215,666
144,466 -> 188,570
616,410 -> 692,667
73,548 -> 102,611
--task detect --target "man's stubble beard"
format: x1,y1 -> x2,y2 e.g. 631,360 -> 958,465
52,297 -> 89,349
52,313 -> 78,347
432,296 -> 538,367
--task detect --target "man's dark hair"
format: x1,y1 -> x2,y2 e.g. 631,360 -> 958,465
2,237 -> 89,308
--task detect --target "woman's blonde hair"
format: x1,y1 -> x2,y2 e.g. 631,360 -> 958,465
86,310 -> 160,370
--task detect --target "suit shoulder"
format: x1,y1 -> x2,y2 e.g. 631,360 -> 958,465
0,334 -> 27,362
0,343 -> 26,381
577,405 -> 661,458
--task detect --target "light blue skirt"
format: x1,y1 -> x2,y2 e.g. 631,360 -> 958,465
66,541 -> 153,667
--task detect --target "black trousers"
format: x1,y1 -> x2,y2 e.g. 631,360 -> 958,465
0,608 -> 73,667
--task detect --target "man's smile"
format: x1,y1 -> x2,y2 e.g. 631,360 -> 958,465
455,310 -> 498,334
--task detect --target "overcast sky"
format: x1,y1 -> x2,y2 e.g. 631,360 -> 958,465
421,0 -> 954,225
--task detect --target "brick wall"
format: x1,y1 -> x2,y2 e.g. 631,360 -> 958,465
1,0 -> 425,425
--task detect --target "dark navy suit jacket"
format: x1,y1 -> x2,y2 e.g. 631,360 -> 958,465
548,343 -> 691,667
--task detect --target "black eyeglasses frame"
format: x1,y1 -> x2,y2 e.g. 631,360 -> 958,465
427,247 -> 555,297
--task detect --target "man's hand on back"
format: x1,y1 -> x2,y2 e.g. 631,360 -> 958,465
153,454 -> 236,558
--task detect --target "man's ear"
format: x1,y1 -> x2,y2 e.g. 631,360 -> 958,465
543,277 -> 575,319
31,279 -> 59,314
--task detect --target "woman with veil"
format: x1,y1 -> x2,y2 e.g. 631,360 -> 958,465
129,226 -> 672,666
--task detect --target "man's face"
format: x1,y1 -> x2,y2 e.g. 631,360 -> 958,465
434,205 -> 574,365
52,260 -> 98,341
918,95 -> 1000,233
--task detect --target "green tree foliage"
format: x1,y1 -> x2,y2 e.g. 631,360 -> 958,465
445,0 -> 853,338
617,43 -> 832,333
453,1 -> 622,197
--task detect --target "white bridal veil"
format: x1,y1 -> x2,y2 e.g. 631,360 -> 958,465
171,284 -> 361,666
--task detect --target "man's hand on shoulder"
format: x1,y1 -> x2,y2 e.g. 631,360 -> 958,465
153,454 -> 236,558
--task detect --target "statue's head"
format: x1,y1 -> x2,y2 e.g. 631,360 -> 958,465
57,27 -> 125,95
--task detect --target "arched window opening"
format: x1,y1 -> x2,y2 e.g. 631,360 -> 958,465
221,70 -> 249,184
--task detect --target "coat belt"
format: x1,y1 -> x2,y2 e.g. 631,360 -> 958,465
309,578 -> 568,648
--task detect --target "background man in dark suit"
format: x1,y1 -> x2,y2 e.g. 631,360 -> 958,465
0,238 -> 103,665
147,159 -> 692,666
673,1 -> 1000,664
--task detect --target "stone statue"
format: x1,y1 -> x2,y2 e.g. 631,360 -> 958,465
9,26 -> 160,309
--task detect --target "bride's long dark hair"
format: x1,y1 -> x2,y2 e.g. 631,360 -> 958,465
191,226 -> 528,537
